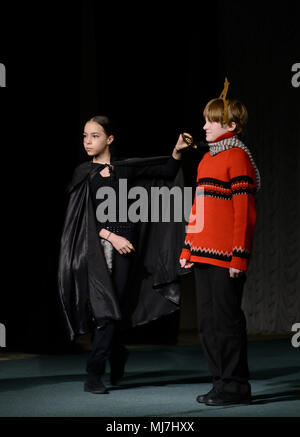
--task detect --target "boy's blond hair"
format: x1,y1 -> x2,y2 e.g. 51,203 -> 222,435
203,98 -> 248,134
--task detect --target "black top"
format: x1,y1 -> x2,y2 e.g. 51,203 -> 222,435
89,156 -> 181,241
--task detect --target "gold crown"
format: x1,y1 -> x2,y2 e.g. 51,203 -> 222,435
219,77 -> 230,124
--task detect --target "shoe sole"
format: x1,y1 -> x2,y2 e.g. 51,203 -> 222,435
84,386 -> 109,394
205,398 -> 252,406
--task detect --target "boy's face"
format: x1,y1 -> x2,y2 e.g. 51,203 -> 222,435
203,118 -> 235,142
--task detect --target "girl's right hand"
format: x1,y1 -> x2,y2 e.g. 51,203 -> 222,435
109,233 -> 135,255
179,258 -> 194,269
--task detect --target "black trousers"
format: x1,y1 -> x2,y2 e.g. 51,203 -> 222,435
194,263 -> 250,393
86,250 -> 133,375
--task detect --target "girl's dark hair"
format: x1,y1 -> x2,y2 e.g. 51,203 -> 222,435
88,115 -> 114,136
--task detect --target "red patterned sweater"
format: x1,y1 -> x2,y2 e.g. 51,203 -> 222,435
180,136 -> 258,271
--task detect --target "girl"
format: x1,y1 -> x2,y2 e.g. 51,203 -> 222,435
58,116 -> 190,393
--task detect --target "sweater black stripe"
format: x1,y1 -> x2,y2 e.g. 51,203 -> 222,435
190,248 -> 232,262
230,175 -> 254,185
232,250 -> 250,259
196,177 -> 231,189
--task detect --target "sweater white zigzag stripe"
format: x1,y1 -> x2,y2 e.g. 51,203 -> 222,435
184,242 -> 250,257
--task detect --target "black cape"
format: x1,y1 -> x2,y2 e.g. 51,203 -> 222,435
58,155 -> 187,341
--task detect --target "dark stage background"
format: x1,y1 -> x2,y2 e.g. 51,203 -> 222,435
1,1 -> 299,352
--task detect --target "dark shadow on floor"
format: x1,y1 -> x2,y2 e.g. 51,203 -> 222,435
152,389 -> 300,417
249,389 -> 300,405
1,366 -> 299,396
0,370 -> 211,392
250,366 -> 300,380
110,371 -> 212,390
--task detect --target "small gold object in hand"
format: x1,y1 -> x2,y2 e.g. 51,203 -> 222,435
181,133 -> 197,149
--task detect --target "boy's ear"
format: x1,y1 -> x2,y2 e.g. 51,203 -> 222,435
227,121 -> 236,132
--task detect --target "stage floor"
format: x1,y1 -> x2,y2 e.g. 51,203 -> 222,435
0,338 -> 299,418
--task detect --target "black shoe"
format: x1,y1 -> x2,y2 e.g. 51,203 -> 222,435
196,387 -> 218,403
84,373 -> 109,394
205,391 -> 252,406
109,347 -> 129,385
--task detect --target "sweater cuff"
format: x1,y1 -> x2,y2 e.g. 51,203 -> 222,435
180,248 -> 191,260
230,256 -> 248,271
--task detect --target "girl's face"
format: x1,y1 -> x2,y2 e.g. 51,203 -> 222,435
203,118 -> 235,142
83,121 -> 113,156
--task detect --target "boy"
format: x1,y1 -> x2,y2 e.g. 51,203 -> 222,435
180,79 -> 260,406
